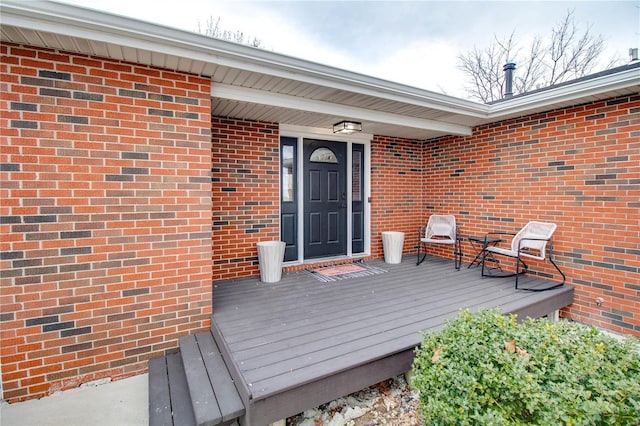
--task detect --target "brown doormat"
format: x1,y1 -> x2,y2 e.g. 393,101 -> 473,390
304,262 -> 387,282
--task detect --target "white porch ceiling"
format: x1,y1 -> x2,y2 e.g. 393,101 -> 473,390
211,84 -> 474,139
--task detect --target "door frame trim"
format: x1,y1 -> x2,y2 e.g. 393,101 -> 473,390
280,124 -> 372,264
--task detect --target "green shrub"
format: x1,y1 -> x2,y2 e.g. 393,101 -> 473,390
411,308 -> 640,425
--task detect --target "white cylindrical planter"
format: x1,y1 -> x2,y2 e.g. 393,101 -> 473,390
382,231 -> 405,264
257,241 -> 286,283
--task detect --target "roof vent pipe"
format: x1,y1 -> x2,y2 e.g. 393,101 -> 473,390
503,62 -> 516,98
630,48 -> 639,62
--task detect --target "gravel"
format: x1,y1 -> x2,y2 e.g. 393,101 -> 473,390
286,375 -> 421,426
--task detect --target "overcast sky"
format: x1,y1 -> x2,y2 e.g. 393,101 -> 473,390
59,0 -> 639,99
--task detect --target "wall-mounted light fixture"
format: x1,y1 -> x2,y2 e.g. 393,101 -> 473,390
333,120 -> 362,134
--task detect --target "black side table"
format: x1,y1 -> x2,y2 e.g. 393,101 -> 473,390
466,235 -> 502,268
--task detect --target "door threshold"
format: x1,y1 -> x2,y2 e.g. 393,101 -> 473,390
283,254 -> 369,270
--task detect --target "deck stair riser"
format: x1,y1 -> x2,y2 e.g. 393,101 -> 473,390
148,331 -> 245,426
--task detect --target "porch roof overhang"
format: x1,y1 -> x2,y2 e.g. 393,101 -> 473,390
2,1 -> 639,140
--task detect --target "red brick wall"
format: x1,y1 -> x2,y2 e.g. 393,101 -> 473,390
0,44 -> 213,401
211,117 -> 280,280
424,94 -> 640,336
370,135 -> 424,258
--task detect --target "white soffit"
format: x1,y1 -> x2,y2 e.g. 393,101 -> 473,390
212,84 -> 473,136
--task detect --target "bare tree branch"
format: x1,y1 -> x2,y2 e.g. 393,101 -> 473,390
197,15 -> 263,48
458,9 -> 612,102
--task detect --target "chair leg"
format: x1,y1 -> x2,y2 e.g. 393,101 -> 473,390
548,242 -> 566,285
454,239 -> 462,270
481,248 -> 486,277
481,247 -> 499,277
484,248 -> 564,292
514,256 -> 528,289
416,243 -> 426,265
482,252 -> 525,281
520,248 -> 565,291
516,254 -> 565,292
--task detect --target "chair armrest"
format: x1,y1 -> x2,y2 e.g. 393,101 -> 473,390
518,236 -> 551,242
516,237 -> 551,252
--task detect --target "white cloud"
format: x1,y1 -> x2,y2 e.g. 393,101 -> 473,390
359,39 -> 469,98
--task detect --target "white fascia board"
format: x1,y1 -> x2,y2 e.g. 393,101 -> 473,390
1,1 -> 488,120
212,83 -> 473,136
487,67 -> 640,119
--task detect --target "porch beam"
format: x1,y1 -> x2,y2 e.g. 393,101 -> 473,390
211,83 -> 473,136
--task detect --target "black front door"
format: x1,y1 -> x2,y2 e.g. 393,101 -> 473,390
303,139 -> 347,259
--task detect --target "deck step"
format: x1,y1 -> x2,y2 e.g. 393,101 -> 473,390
149,353 -> 196,426
148,331 -> 245,426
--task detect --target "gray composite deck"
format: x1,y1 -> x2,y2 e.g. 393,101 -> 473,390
211,255 -> 574,425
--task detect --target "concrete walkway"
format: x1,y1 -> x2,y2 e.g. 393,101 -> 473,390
1,374 -> 148,426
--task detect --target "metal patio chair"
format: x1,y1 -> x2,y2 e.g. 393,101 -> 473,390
481,221 -> 565,291
417,214 -> 462,270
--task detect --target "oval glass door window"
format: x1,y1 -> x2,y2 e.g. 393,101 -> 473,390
309,147 -> 338,163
